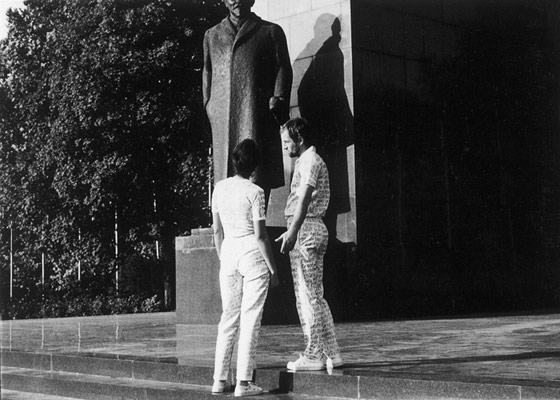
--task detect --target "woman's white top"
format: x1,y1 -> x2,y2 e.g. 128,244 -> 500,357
212,176 -> 266,238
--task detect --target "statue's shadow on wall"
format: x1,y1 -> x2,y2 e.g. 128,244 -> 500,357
264,14 -> 356,324
295,14 -> 354,240
263,14 -> 354,324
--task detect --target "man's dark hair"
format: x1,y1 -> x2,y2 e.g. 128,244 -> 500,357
283,117 -> 313,145
232,139 -> 260,179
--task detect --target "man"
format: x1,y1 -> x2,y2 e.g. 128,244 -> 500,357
276,118 -> 343,371
203,0 -> 292,203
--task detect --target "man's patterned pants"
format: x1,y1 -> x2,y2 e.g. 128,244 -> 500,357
288,217 -> 340,360
213,236 -> 270,382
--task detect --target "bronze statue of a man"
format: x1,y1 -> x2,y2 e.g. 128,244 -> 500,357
203,0 -> 292,197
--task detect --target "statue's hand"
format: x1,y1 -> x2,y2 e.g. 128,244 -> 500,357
270,272 -> 280,288
269,96 -> 289,126
269,96 -> 282,110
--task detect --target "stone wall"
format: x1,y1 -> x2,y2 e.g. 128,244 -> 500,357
352,0 -> 560,318
254,0 -> 357,245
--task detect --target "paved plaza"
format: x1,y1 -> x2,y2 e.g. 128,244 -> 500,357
2,311 -> 560,388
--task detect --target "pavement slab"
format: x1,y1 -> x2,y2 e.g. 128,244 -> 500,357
2,311 -> 560,388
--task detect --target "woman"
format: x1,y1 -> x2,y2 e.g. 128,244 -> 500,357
211,139 -> 279,397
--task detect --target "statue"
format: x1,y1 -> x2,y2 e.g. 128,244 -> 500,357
202,0 -> 292,200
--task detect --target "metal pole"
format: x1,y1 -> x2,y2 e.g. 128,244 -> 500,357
77,228 -> 81,281
41,217 -> 46,301
114,207 -> 118,294
10,227 -> 13,299
41,252 -> 45,286
153,194 -> 159,259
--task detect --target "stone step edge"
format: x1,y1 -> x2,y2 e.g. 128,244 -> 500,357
1,389 -> 80,400
5,366 -> 560,400
3,348 -> 560,389
1,367 -> 327,400
3,350 -> 560,399
1,349 -> 216,387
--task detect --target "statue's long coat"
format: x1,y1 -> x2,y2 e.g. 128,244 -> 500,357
203,13 -> 292,189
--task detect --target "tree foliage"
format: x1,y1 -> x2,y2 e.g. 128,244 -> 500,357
0,0 -> 225,318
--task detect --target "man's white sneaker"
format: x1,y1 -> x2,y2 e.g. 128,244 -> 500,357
287,354 -> 325,371
234,382 -> 263,397
326,354 -> 344,369
211,380 -> 232,394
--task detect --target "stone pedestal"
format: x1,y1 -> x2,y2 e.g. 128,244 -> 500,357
175,228 -> 221,324
176,227 -> 304,326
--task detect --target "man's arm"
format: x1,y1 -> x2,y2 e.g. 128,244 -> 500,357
276,184 -> 313,254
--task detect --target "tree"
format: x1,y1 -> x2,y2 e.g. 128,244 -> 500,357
0,0 -> 225,317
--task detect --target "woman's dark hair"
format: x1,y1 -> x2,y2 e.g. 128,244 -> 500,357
232,139 -> 260,179
283,117 -> 313,145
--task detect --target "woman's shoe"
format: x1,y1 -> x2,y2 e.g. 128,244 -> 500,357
234,382 -> 263,397
211,380 -> 232,394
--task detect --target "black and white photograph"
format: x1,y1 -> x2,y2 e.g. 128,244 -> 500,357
1,0 -> 559,399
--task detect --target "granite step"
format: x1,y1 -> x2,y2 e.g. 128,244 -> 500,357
1,366 -> 336,400
1,389 -> 79,400
3,349 -> 560,399
1,349 -> 218,387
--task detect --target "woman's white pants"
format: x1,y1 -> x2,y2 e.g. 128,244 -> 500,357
213,236 -> 270,382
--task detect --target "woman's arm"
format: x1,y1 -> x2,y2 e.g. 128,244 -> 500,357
254,219 -> 279,287
212,211 -> 224,260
